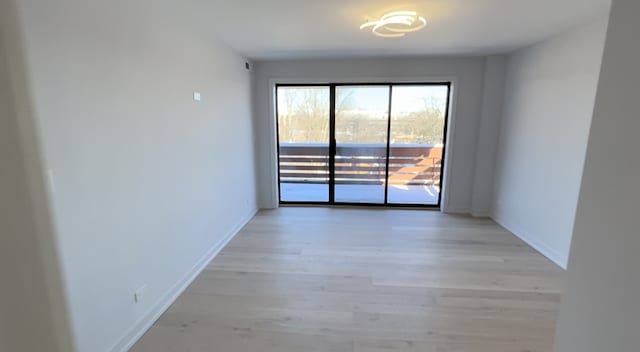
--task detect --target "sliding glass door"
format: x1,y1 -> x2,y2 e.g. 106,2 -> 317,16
387,85 -> 449,205
334,86 -> 390,204
276,86 -> 330,202
276,83 -> 450,207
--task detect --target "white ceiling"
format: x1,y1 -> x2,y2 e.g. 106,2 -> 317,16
202,0 -> 611,60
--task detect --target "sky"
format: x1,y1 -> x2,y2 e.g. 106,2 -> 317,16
338,85 -> 449,115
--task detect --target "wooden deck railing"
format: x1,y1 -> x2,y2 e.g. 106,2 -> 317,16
279,143 -> 442,186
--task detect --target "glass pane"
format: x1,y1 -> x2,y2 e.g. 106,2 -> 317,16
277,86 -> 330,202
334,86 -> 389,204
387,85 -> 448,205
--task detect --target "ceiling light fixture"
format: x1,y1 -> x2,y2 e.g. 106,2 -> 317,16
360,11 -> 427,38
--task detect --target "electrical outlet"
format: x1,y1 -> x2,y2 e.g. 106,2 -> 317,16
134,285 -> 147,304
193,91 -> 201,102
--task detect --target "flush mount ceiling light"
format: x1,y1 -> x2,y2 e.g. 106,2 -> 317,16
360,11 -> 427,38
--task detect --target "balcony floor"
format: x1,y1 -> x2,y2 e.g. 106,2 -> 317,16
280,183 -> 440,205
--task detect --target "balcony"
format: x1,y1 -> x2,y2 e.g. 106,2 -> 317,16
279,143 -> 442,205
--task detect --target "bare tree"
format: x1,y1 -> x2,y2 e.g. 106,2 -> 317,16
278,87 -> 446,145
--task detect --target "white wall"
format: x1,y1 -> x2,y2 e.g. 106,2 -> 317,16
13,0 -> 258,351
554,0 -> 638,350
0,1 -> 74,350
253,56 -> 506,213
471,56 -> 507,216
491,17 -> 609,268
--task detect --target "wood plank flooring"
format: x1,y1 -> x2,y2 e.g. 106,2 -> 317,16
131,207 -> 564,352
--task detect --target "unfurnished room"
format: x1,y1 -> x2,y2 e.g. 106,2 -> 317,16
1,0 -> 638,352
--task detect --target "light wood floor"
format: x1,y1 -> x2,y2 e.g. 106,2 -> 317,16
131,207 -> 564,352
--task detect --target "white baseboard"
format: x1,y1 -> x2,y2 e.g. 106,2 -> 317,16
109,207 -> 258,352
444,207 -> 490,218
471,209 -> 491,218
443,207 -> 470,214
491,214 -> 568,270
